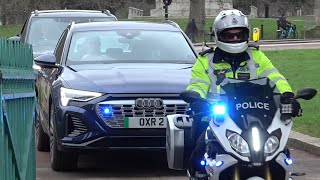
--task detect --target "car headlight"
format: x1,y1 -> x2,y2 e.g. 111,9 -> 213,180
60,87 -> 103,106
228,133 -> 250,156
264,136 -> 279,155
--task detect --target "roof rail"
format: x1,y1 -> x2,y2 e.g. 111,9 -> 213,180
34,10 -> 39,16
70,21 -> 76,28
102,9 -> 111,16
161,20 -> 180,29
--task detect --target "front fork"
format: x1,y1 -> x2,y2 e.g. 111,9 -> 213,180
233,165 -> 240,180
265,162 -> 272,180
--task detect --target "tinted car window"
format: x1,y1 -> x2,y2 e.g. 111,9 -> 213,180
66,30 -> 196,64
27,17 -> 115,53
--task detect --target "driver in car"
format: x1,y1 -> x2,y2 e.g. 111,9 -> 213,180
80,36 -> 103,61
185,9 -> 302,179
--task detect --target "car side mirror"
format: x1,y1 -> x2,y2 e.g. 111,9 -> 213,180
34,54 -> 59,68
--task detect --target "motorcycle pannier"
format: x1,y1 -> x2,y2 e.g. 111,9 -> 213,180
166,114 -> 193,170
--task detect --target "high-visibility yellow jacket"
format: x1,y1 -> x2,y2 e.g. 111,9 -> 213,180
186,48 -> 292,99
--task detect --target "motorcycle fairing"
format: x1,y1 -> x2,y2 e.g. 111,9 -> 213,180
208,77 -> 291,162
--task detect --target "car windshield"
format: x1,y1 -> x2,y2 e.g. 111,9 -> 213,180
66,30 -> 196,65
27,17 -> 115,53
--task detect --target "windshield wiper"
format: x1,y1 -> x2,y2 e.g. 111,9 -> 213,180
67,65 -> 77,72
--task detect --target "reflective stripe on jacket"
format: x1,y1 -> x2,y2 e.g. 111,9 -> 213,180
186,48 -> 292,99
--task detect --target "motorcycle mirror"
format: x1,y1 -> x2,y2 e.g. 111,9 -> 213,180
295,88 -> 317,100
180,90 -> 202,103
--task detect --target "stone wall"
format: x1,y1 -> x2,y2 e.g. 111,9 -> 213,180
255,0 -> 315,18
315,0 -> 320,26
128,7 -> 144,19
305,0 -> 320,38
249,6 -> 258,18
150,0 -> 233,18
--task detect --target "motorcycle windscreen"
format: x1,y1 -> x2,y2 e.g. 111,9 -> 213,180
220,78 -> 282,162
220,77 -> 280,131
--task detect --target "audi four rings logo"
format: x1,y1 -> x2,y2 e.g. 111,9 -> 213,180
135,98 -> 164,109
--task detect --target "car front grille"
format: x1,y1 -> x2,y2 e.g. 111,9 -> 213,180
96,99 -> 188,128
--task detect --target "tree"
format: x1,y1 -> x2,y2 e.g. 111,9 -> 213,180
60,0 -> 154,19
189,0 -> 206,37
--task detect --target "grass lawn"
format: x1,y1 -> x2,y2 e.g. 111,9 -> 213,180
264,49 -> 320,138
0,25 -> 22,38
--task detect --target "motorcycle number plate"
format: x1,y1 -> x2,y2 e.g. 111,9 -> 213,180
124,117 -> 167,128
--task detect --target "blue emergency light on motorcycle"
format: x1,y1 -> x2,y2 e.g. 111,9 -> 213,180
215,160 -> 224,167
200,160 -> 208,166
284,158 -> 293,165
200,160 -> 206,166
212,104 -> 226,115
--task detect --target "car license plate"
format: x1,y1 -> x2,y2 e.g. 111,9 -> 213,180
124,117 -> 167,128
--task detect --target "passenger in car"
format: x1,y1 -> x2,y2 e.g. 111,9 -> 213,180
80,36 -> 103,61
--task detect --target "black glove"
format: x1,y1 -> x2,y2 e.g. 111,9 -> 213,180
280,92 -> 302,118
190,100 -> 210,116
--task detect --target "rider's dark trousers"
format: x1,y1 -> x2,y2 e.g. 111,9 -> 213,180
187,116 -> 209,175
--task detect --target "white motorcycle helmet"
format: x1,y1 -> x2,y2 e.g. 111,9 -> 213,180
213,9 -> 250,54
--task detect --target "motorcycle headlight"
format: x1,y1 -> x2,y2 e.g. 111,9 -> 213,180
264,136 -> 279,155
228,133 -> 250,156
60,87 -> 103,106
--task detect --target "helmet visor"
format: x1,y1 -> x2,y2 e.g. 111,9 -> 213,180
219,28 -> 249,43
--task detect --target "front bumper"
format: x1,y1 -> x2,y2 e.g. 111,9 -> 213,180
54,96 -> 187,151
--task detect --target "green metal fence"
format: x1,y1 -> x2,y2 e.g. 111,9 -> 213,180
0,38 -> 36,180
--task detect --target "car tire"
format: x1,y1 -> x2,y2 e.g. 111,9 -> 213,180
49,103 -> 78,171
35,104 -> 50,152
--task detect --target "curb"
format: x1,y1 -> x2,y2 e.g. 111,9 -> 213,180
288,131 -> 320,156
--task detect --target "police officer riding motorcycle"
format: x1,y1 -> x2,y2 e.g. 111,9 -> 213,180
165,9 -> 317,180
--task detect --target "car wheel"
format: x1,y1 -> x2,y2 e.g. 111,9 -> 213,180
35,104 -> 50,152
49,103 -> 78,171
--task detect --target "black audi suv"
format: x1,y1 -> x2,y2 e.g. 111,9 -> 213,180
34,21 -> 197,171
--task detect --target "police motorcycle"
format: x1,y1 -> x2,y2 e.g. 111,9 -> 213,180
166,77 -> 317,180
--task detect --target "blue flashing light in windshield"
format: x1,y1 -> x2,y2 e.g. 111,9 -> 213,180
212,104 -> 226,115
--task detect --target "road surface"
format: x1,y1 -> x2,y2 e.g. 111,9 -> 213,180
36,147 -> 320,180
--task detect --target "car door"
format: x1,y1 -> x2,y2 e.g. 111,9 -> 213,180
37,29 -> 69,132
